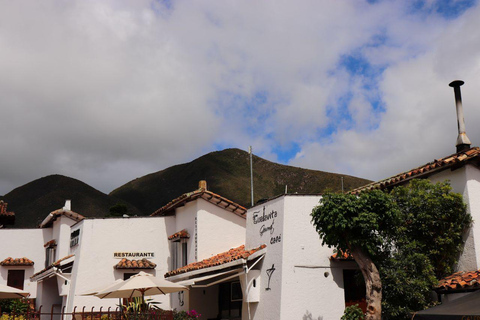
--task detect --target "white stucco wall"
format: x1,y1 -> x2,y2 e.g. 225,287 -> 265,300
0,228 -> 50,298
281,195 -> 346,320
464,165 -> 480,269
245,196 -> 284,320
196,199 -> 246,261
174,202 -> 198,265
429,165 -> 479,271
55,216 -> 79,262
245,195 -> 351,320
66,216 -> 173,312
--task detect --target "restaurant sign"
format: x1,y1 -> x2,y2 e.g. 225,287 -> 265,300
113,252 -> 155,259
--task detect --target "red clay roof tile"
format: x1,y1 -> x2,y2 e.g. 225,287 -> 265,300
330,250 -> 354,261
168,229 -> 190,241
0,257 -> 34,266
350,147 -> 480,194
436,270 -> 480,293
115,258 -> 157,269
44,240 -> 57,248
40,209 -> 85,228
151,183 -> 246,218
165,244 -> 266,278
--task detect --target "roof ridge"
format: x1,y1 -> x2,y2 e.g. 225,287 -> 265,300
350,147 -> 480,194
151,186 -> 246,218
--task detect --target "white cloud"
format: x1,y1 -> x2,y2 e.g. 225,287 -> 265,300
291,2 -> 480,180
0,0 -> 479,194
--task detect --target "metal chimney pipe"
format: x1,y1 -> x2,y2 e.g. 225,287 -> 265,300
449,80 -> 471,153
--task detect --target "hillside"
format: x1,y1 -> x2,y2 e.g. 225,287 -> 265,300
110,148 -> 371,215
2,175 -> 142,228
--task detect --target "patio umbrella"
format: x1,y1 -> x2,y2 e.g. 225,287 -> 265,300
79,279 -> 124,296
412,290 -> 480,319
0,284 -> 29,299
95,272 -> 187,303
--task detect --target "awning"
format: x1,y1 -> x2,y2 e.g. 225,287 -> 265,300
177,269 -> 243,287
31,255 -> 75,282
412,290 -> 480,319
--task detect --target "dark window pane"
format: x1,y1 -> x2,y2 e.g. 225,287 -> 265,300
7,270 -> 25,290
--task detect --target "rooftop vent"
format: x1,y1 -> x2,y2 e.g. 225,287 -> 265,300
449,80 -> 471,153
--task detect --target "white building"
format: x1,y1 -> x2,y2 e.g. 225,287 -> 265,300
2,78 -> 480,319
0,181 -> 247,316
3,144 -> 480,320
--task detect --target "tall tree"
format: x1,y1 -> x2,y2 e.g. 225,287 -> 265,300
311,180 -> 471,320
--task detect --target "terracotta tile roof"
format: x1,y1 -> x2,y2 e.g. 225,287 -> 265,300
31,254 -> 75,279
165,244 -> 266,278
0,257 -> 34,266
350,147 -> 480,194
151,183 -> 246,218
330,250 -> 354,261
44,240 -> 57,248
40,208 -> 85,228
436,270 -> 480,293
0,200 -> 15,224
168,229 -> 190,241
114,258 -> 157,269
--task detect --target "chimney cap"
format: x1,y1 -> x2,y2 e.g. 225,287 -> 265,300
449,80 -> 464,87
198,180 -> 207,191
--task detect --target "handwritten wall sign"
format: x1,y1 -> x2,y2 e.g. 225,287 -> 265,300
259,219 -> 275,236
266,264 -> 276,291
270,234 -> 281,244
255,206 -> 282,245
253,207 -> 277,224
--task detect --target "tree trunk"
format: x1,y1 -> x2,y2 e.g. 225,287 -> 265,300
350,246 -> 382,320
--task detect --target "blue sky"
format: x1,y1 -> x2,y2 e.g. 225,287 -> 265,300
1,0 -> 480,194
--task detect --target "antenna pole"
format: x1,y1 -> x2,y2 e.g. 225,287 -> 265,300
249,146 -> 254,206
341,177 -> 344,194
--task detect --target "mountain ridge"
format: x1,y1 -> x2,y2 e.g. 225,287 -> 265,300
2,148 -> 371,228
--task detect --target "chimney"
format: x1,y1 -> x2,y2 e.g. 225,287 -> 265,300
198,180 -> 207,190
449,80 -> 471,153
63,200 -> 71,211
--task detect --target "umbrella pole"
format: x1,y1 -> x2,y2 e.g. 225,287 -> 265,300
141,290 -> 146,311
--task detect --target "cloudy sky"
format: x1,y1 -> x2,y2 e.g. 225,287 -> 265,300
1,0 -> 479,195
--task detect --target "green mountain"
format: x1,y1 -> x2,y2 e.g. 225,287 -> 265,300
110,148 -> 371,215
2,175 -> 142,228
2,148 -> 371,228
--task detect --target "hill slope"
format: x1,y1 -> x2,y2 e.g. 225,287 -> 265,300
2,175 -> 142,228
110,148 -> 371,214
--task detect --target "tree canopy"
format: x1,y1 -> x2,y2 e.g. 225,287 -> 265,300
311,179 -> 471,320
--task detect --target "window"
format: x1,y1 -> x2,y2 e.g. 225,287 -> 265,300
171,239 -> 188,271
7,270 -> 25,290
343,269 -> 366,312
70,229 -> 80,247
45,243 -> 57,268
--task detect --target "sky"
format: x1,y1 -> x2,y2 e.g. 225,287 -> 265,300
1,0 -> 480,195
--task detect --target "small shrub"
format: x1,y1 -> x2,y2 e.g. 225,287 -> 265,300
173,309 -> 201,320
0,299 -> 30,315
341,305 -> 365,320
0,315 -> 25,320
